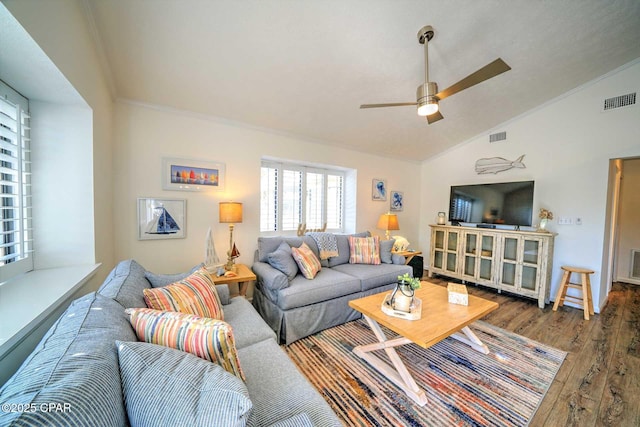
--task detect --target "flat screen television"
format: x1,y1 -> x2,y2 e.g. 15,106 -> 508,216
449,181 -> 535,227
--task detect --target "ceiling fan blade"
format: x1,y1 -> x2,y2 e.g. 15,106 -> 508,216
426,110 -> 444,124
435,58 -> 511,101
360,102 -> 417,109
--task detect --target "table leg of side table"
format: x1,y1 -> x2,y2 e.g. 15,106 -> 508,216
449,326 -> 490,354
353,316 -> 428,406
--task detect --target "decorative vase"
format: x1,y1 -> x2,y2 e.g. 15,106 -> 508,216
390,283 -> 415,312
539,218 -> 548,231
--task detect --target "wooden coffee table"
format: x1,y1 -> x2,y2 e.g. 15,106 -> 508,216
348,281 -> 499,406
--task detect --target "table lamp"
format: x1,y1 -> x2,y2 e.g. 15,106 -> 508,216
377,212 -> 399,240
219,201 -> 243,271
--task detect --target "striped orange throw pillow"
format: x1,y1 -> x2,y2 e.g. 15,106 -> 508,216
291,242 -> 322,279
126,308 -> 244,380
348,235 -> 381,265
143,268 -> 223,320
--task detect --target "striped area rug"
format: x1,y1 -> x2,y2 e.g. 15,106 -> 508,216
284,319 -> 566,426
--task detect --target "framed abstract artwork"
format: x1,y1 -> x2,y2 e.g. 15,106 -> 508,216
372,179 -> 387,201
162,157 -> 225,192
390,190 -> 404,212
137,198 -> 186,240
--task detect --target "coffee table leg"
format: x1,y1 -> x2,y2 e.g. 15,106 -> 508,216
353,316 -> 428,406
450,326 -> 490,354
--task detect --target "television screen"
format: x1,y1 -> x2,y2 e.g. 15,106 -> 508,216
449,181 -> 534,227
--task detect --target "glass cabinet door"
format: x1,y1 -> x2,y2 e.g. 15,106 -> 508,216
435,230 -> 445,250
503,237 -> 518,261
462,233 -> 477,277
521,238 -> 542,291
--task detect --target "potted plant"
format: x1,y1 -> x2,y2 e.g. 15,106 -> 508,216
390,273 -> 421,312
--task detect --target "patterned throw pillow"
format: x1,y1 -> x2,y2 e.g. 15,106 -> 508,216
348,235 -> 381,265
126,308 -> 244,380
291,242 -> 322,279
143,268 -> 223,320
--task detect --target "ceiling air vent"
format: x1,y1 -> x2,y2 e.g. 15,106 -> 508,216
603,92 -> 636,111
489,131 -> 507,143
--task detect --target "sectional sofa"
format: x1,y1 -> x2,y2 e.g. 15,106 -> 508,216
252,233 -> 413,344
0,260 -> 341,426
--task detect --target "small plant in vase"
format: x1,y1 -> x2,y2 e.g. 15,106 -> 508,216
538,208 -> 554,232
390,273 -> 421,312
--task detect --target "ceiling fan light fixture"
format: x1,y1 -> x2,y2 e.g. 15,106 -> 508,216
417,82 -> 439,116
417,98 -> 439,116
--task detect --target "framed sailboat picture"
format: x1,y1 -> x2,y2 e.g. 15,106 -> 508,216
162,157 -> 225,192
137,198 -> 186,240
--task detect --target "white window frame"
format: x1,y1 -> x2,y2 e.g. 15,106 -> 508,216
261,160 -> 345,234
0,80 -> 33,283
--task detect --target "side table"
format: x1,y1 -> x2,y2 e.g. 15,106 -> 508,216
392,250 -> 422,265
209,263 -> 256,298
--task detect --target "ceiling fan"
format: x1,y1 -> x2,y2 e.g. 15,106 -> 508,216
360,25 -> 511,124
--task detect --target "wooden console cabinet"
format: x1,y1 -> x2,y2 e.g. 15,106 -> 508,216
428,225 -> 555,308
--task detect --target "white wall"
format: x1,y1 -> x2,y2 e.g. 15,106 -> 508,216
113,101 -> 421,274
420,59 -> 640,312
31,102 -> 95,268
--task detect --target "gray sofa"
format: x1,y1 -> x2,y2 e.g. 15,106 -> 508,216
252,234 -> 413,345
0,260 -> 340,427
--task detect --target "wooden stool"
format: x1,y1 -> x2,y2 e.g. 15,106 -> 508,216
552,266 -> 595,320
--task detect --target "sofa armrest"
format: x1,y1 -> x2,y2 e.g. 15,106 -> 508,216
252,261 -> 289,291
215,284 -> 230,305
391,254 -> 406,265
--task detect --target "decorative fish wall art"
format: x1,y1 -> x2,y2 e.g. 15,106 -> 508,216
475,154 -> 526,174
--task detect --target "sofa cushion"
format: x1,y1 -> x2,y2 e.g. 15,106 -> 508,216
257,236 -> 321,263
327,232 -> 370,267
380,239 -> 395,264
291,242 -> 322,279
238,339 -> 342,427
143,268 -> 223,320
97,259 -> 150,308
144,263 -> 203,287
117,341 -> 252,427
332,263 -> 413,292
223,296 -> 277,349
348,235 -> 381,265
0,293 -> 136,427
277,268 -> 360,310
126,308 -> 245,379
267,241 -> 299,280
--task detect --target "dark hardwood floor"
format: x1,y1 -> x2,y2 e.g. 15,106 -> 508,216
426,275 -> 640,427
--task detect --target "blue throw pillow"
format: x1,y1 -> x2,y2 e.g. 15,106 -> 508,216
117,341 -> 252,427
267,242 -> 299,280
380,239 -> 395,264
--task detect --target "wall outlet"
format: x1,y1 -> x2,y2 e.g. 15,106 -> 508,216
558,217 -> 573,225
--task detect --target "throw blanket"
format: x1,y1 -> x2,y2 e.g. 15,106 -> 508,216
307,232 -> 339,260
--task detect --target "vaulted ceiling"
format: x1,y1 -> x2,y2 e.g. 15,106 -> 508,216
85,0 -> 640,162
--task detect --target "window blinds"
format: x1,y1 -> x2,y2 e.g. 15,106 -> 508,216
260,161 -> 344,233
0,83 -> 33,281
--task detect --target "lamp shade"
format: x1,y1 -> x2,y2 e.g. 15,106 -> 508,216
377,213 -> 399,231
219,202 -> 243,223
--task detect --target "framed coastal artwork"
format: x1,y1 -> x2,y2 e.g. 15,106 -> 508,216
390,190 -> 404,212
162,157 -> 225,192
138,198 -> 186,240
372,179 -> 387,201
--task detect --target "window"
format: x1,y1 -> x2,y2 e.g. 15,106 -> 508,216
0,81 -> 33,282
261,161 -> 344,233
